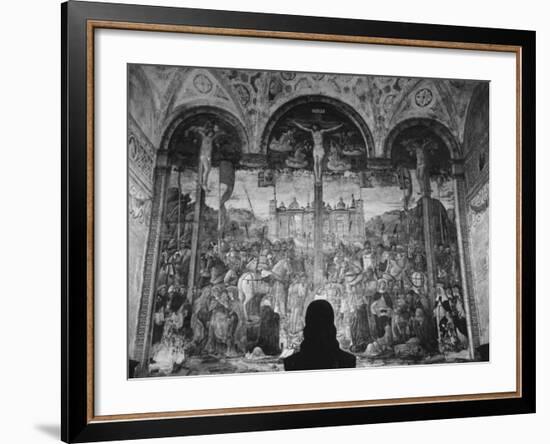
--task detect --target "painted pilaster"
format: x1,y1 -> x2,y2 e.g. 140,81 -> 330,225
452,160 -> 479,358
134,151 -> 171,375
187,160 -> 205,305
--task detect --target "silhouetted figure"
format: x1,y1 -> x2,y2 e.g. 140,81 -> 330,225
284,300 -> 356,371
257,304 -> 281,356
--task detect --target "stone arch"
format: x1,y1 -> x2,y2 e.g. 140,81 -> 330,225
260,94 -> 375,156
384,117 -> 461,161
160,104 -> 249,162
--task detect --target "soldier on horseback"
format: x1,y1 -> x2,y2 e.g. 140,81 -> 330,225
187,264 -> 244,356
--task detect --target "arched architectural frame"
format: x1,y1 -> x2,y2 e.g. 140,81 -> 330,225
160,102 -> 250,155
259,94 -> 375,158
383,116 -> 480,357
132,104 -> 248,373
383,117 -> 462,162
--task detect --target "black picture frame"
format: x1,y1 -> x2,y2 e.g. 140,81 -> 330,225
62,1 -> 536,442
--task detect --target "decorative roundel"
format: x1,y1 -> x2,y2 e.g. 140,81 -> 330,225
234,84 -> 251,106
414,88 -> 433,107
193,73 -> 213,94
280,72 -> 297,81
128,136 -> 138,159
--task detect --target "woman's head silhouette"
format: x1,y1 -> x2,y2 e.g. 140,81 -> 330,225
284,299 -> 356,371
301,300 -> 338,352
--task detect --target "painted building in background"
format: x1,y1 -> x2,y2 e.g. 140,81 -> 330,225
268,196 -> 365,247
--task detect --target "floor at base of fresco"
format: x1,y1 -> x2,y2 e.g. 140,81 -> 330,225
171,349 -> 472,376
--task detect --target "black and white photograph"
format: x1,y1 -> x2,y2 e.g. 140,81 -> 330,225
0,0 -> 542,442
127,65 -> 490,378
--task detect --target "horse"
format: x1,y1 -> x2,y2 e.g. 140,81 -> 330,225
237,257 -> 293,320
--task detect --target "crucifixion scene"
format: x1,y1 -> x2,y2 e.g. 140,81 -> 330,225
128,64 -> 490,378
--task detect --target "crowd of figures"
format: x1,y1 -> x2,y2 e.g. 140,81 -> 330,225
147,231 -> 469,375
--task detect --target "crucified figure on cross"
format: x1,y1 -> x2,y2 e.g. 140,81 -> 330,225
405,137 -> 436,197
292,120 -> 343,183
186,123 -> 220,192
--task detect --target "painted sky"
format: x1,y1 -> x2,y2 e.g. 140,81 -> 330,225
169,167 -> 455,222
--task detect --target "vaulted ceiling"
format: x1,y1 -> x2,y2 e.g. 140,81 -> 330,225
128,64 -> 484,158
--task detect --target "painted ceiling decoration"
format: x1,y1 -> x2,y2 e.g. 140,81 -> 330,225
128,66 -> 481,158
415,88 -> 433,107
193,73 -> 213,94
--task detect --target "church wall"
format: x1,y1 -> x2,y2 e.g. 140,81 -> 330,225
127,116 -> 156,358
467,183 -> 489,345
127,64 -> 489,361
128,65 -> 160,146
463,84 -> 490,345
464,84 -> 490,190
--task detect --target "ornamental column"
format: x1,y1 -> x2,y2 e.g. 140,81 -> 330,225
421,197 -> 437,306
187,160 -> 205,305
411,139 -> 437,306
134,150 -> 171,376
452,160 -> 478,359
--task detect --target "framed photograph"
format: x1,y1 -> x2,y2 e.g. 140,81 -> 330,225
62,1 -> 535,442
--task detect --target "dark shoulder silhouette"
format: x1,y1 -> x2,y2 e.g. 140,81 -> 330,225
283,299 -> 357,371
284,347 -> 356,371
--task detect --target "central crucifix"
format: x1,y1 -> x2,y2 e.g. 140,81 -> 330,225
291,119 -> 343,287
291,120 -> 343,184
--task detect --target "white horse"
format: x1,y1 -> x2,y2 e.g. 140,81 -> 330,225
237,257 -> 292,320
